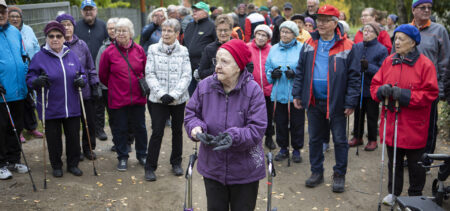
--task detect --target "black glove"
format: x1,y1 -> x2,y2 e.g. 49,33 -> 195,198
74,75 -> 86,88
91,83 -> 102,100
377,84 -> 392,99
271,66 -> 282,79
197,133 -> 217,146
360,59 -> 368,72
160,94 -> 175,105
285,66 -> 295,79
246,62 -> 254,73
213,132 -> 233,151
0,83 -> 5,95
32,73 -> 50,89
392,86 -> 411,107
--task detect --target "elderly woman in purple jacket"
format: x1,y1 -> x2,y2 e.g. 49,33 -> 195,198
56,14 -> 100,161
184,39 -> 267,210
26,21 -> 86,177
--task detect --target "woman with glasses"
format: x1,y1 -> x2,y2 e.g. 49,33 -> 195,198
140,7 -> 167,54
27,21 -> 87,177
354,8 -> 392,54
265,21 -> 305,164
144,18 -> 191,181
99,18 -> 148,172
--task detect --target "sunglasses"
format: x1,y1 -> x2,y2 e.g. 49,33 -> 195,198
48,34 -> 63,39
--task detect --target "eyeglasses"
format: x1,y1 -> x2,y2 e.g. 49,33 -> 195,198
9,15 -> 21,19
216,29 -> 230,34
280,30 -> 293,35
115,29 -> 129,34
416,6 -> 432,11
363,29 -> 375,33
255,32 -> 268,38
48,34 -> 63,39
316,18 -> 333,24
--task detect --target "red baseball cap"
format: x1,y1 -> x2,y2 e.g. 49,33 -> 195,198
317,5 -> 340,18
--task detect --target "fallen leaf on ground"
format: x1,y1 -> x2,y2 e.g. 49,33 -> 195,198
312,207 -> 318,210
116,179 -> 122,182
34,200 -> 40,203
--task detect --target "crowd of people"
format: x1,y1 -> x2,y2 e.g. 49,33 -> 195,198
0,0 -> 449,209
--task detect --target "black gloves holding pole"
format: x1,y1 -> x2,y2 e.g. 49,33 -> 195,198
377,84 -> 411,110
285,66 -> 295,79
360,59 -> 368,72
197,132 -> 233,151
74,74 -> 86,88
32,73 -> 51,89
271,66 -> 282,79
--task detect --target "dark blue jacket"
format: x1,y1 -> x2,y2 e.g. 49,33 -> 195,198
353,38 -> 388,97
292,23 -> 360,119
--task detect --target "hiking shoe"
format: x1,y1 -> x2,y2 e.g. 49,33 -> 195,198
382,194 -> 394,206
292,150 -> 302,163
67,167 -> 83,176
264,136 -> 276,150
138,157 -> 146,166
323,143 -> 330,152
7,163 -> 29,173
0,166 -> 12,180
332,172 -> 345,193
117,159 -> 127,172
52,169 -> 63,177
84,151 -> 97,160
79,154 -> 84,161
96,130 -> 107,141
274,148 -> 289,161
305,172 -> 324,188
364,141 -> 377,151
29,129 -> 43,138
173,164 -> 183,176
20,133 -> 26,143
145,169 -> 156,181
348,137 -> 363,147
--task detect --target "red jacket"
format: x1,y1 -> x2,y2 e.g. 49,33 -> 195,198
354,29 -> 392,54
370,50 -> 438,149
247,40 -> 272,96
99,41 -> 147,109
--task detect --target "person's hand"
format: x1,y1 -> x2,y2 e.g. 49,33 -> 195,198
271,66 -> 282,79
32,73 -> 50,89
360,59 -> 368,72
91,83 -> 102,100
193,69 -> 200,82
344,108 -> 354,117
285,66 -> 295,79
293,99 -> 303,109
197,133 -> 217,146
191,126 -> 203,141
74,75 -> 86,88
0,83 -> 6,95
377,84 -> 392,99
213,133 -> 233,151
246,62 -> 254,73
160,94 -> 175,105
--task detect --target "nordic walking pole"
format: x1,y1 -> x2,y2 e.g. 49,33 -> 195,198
1,93 -> 37,192
390,99 -> 399,211
356,62 -> 366,156
41,87 -> 47,189
78,87 -> 98,176
266,151 -> 277,211
286,71 -> 291,167
377,97 -> 389,211
184,142 -> 198,211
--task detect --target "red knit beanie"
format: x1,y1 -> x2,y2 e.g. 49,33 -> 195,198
219,39 -> 251,71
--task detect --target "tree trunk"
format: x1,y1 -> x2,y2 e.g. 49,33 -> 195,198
396,0 -> 408,24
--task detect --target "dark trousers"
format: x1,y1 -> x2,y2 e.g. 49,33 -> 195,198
23,93 -> 38,131
146,102 -> 184,170
307,100 -> 349,175
353,97 -> 379,141
94,89 -> 108,133
80,99 -> 96,152
387,146 -> 426,196
188,79 -> 198,97
204,177 -> 259,211
45,117 -> 80,169
274,102 -> 304,150
110,105 -> 147,160
424,99 -> 438,165
265,96 -> 274,137
0,100 -> 24,167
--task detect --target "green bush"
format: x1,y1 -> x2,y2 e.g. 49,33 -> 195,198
438,101 -> 450,141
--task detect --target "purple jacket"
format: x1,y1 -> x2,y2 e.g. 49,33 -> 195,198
65,35 -> 98,99
184,70 -> 267,185
27,45 -> 86,120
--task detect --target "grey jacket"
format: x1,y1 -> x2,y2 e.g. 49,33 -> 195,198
95,38 -> 112,90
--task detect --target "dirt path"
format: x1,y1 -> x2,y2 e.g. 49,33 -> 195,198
1,118 -> 449,210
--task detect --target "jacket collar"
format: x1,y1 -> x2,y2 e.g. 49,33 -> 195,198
363,38 -> 378,47
392,47 -> 420,66
411,19 -> 431,30
114,39 -> 134,51
157,39 -> 180,55
64,34 -> 79,46
43,43 -> 70,58
196,17 -> 209,24
210,69 -> 253,94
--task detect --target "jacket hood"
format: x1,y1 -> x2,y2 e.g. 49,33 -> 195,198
392,47 -> 420,66
310,21 -> 346,42
210,69 -> 254,94
156,38 -> 181,54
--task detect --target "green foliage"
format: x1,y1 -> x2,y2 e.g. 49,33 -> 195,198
438,102 -> 450,141
108,1 -> 131,8
432,1 -> 450,32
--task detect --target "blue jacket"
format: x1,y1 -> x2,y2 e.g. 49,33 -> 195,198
0,23 -> 28,103
265,40 -> 303,104
292,23 -> 360,119
20,24 -> 40,59
353,38 -> 388,97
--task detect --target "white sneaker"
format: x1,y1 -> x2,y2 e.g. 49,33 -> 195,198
8,163 -> 29,173
0,166 -> 13,180
382,194 -> 394,206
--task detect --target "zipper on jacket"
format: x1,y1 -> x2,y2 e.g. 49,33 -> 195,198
126,50 -> 133,104
58,56 -> 69,118
259,49 -> 264,90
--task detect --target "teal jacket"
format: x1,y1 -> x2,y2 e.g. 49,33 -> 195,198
265,40 -> 303,104
0,23 -> 28,102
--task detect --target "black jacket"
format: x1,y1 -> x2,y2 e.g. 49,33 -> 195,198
198,40 -> 222,79
271,16 -> 285,45
183,17 -> 217,71
445,66 -> 450,103
74,18 -> 108,61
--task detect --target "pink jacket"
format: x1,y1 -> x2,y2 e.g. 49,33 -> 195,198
99,41 -> 147,109
247,40 -> 272,96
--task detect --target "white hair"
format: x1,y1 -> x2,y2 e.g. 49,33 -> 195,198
106,17 -> 119,25
115,18 -> 135,38
161,18 -> 181,33
307,0 -> 320,5
338,20 -> 349,34
179,7 -> 192,16
147,7 -> 168,24
167,5 -> 178,13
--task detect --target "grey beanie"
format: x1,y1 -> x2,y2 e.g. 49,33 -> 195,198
279,20 -> 299,37
254,24 -> 273,39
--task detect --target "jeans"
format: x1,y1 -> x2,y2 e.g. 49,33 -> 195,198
45,117 -> 80,169
274,102 -> 304,150
109,105 -> 147,161
307,100 -> 349,175
0,100 -> 24,167
146,102 -> 185,170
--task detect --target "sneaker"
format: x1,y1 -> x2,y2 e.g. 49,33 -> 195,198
382,194 -> 394,206
264,136 -> 276,150
83,151 -> 97,160
274,148 -> 289,161
323,143 -> 330,152
20,133 -> 26,143
138,157 -> 146,166
348,137 -> 363,147
364,141 -> 377,151
145,169 -> 156,181
0,166 -> 12,180
305,172 -> 324,188
292,150 -> 302,163
7,163 -> 29,173
332,172 -> 346,193
172,164 -> 183,176
96,130 -> 107,141
29,130 -> 43,138
117,159 -> 127,172
67,167 -> 83,176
